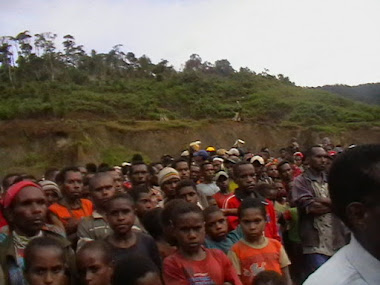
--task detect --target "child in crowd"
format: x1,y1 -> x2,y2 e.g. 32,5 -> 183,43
76,240 -> 114,285
254,270 -> 286,285
113,254 -> 163,285
228,198 -> 292,285
175,179 -> 206,209
213,171 -> 233,208
24,237 -> 69,285
163,201 -> 242,285
104,194 -> 162,270
130,184 -> 154,232
204,206 -> 242,254
142,207 -> 177,259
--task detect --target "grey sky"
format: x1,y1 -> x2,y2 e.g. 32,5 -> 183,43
1,0 -> 379,86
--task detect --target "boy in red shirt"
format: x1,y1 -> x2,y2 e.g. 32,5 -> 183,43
163,202 -> 242,285
223,162 -> 280,241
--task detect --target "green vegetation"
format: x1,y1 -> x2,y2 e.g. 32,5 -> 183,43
1,31 -> 379,130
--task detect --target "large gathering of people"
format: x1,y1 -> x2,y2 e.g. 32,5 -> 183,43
0,139 -> 379,285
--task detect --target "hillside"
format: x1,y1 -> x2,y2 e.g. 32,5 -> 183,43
1,31 -> 380,176
316,83 -> 380,105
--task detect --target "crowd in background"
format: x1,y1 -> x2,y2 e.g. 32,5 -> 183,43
0,138 -> 379,285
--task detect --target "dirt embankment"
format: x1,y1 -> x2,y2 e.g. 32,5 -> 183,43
0,119 -> 379,176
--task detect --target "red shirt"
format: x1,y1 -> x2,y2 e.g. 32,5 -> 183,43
223,193 -> 281,242
213,192 -> 233,209
163,247 -> 242,285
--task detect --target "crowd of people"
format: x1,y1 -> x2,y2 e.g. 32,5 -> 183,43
0,139 -> 379,285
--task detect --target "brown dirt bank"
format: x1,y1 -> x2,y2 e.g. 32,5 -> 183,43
0,119 -> 379,176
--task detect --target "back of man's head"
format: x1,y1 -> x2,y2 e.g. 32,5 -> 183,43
329,144 -> 380,232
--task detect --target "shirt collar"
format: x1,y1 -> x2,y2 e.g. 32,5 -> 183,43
305,168 -> 327,182
347,235 -> 380,285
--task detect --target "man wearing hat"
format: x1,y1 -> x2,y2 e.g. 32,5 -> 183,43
213,171 -> 233,209
157,167 -> 181,206
0,181 -> 73,284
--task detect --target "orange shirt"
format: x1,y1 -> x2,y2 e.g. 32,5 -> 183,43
228,237 -> 290,285
49,199 -> 93,226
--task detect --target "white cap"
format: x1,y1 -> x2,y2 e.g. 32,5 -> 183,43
250,155 -> 265,165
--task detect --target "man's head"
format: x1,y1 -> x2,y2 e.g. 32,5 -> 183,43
158,167 -> 180,199
89,173 -> 116,210
4,181 -> 47,236
277,161 -> 293,182
129,162 -> 150,186
190,164 -> 201,183
215,171 -> 229,193
172,159 -> 190,180
56,167 -> 83,201
233,162 -> 257,194
212,157 -> 224,173
305,145 -> 328,172
200,162 -> 215,183
329,144 -> 380,259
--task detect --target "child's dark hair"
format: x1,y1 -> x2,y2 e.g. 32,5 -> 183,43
328,144 -> 380,230
176,179 -> 197,192
130,184 -> 150,203
77,240 -> 113,264
203,206 -> 222,221
161,199 -> 189,228
112,254 -> 159,285
56,166 -> 81,185
105,193 -> 134,212
25,236 -> 66,272
238,197 -> 267,219
172,158 -> 189,169
142,208 -> 164,240
254,183 -> 273,198
253,270 -> 286,285
170,201 -> 203,226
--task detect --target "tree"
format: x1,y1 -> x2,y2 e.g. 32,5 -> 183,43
184,54 -> 203,72
214,59 -> 235,76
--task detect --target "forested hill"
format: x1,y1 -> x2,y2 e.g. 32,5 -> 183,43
315,83 -> 380,105
1,31 -> 379,130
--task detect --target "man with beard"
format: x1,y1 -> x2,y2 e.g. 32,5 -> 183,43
77,172 -> 116,248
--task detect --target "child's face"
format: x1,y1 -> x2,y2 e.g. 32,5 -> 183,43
106,199 -> 135,235
240,208 -> 266,242
174,212 -> 205,253
205,211 -> 228,241
77,249 -> 113,285
135,192 -> 154,217
177,186 -> 199,205
26,247 -> 68,285
135,272 -> 163,285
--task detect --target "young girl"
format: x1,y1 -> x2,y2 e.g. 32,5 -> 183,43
76,240 -> 114,285
163,201 -> 242,285
104,194 -> 161,270
228,198 -> 292,285
24,237 -> 69,285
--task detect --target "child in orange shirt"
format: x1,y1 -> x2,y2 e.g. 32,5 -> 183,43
228,198 -> 292,285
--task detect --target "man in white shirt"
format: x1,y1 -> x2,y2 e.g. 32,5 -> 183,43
304,144 -> 380,285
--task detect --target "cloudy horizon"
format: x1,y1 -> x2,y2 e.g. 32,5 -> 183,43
1,0 -> 379,87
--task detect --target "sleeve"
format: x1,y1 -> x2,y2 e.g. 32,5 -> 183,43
279,245 -> 291,268
76,219 -> 94,251
217,250 -> 243,285
163,256 -> 188,285
291,176 -> 315,210
227,249 -> 241,275
266,201 -> 281,242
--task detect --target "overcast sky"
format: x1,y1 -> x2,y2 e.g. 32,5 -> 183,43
1,0 -> 379,86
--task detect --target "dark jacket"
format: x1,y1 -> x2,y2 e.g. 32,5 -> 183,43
291,169 -> 347,250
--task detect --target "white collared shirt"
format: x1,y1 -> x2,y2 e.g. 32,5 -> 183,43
304,235 -> 380,285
